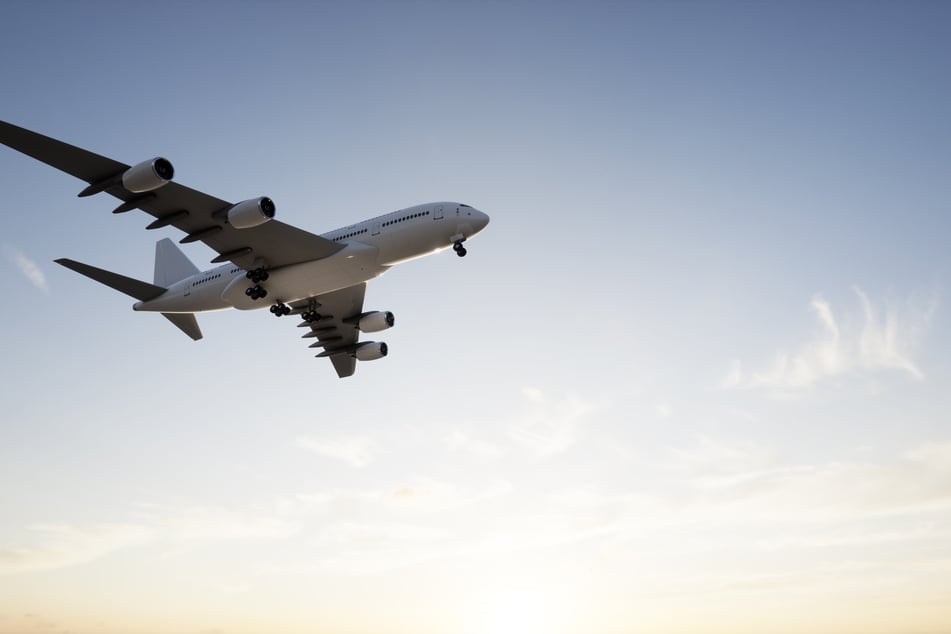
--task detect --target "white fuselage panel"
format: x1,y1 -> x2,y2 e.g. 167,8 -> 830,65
134,202 -> 488,314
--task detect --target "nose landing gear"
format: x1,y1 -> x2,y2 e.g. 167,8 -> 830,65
453,239 -> 467,257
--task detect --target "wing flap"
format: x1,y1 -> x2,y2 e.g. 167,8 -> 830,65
289,284 -> 368,378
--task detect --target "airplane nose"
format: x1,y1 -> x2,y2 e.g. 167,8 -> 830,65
474,210 -> 490,232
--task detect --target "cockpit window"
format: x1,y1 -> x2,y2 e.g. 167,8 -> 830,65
459,204 -> 471,208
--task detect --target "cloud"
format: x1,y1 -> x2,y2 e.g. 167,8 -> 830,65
856,287 -> 927,379
3,245 -> 48,293
296,435 -> 376,467
0,524 -> 153,574
283,476 -> 513,518
140,505 -> 300,542
723,288 -> 935,391
268,478 -> 515,575
654,437 -> 951,526
0,503 -> 302,575
443,428 -> 504,459
507,388 -> 600,458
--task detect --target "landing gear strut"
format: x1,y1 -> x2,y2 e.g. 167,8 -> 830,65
453,239 -> 467,257
245,285 -> 267,300
270,302 -> 291,317
245,267 -> 270,300
246,267 -> 269,283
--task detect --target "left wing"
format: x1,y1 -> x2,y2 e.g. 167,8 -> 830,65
291,283 -> 378,378
0,120 -> 344,269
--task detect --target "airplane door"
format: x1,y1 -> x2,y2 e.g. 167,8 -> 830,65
372,222 -> 381,236
434,206 -> 443,220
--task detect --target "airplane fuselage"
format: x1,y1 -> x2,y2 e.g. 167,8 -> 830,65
134,201 -> 487,314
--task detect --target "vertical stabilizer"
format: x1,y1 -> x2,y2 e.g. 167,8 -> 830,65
154,238 -> 199,286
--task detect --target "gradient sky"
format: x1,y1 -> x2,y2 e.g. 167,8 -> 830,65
2,1 -> 951,633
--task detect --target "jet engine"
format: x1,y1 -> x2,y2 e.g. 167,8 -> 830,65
122,158 -> 174,193
227,197 -> 276,229
354,341 -> 388,361
357,311 -> 395,333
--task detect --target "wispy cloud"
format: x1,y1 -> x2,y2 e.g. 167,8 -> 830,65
296,435 -> 377,467
507,387 -> 600,458
443,428 -> 504,459
140,504 -> 300,542
0,524 -> 153,574
674,438 -> 951,525
723,287 -> 935,391
0,503 -> 300,575
3,244 -> 48,293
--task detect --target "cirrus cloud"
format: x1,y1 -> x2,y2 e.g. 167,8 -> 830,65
3,244 -> 48,294
722,287 -> 936,392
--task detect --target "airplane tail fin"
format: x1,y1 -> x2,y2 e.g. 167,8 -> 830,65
154,237 -> 199,286
55,256 -> 203,341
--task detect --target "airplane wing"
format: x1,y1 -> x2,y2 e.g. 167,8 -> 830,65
0,120 -> 344,269
290,283 -> 370,378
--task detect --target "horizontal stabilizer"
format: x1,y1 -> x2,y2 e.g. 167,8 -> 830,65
55,258 -> 165,301
162,313 -> 203,341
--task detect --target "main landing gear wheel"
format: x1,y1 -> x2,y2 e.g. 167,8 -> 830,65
270,302 -> 291,317
453,240 -> 468,257
246,267 -> 269,284
245,285 -> 267,300
302,311 -> 321,322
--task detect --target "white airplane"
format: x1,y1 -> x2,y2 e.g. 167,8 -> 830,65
0,120 -> 489,377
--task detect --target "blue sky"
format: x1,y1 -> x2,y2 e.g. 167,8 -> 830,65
2,1 -> 951,633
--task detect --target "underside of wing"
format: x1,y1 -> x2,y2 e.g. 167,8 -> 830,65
0,120 -> 344,269
289,284 -> 390,378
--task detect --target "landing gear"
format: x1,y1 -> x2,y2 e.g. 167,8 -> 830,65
244,267 -> 270,300
269,302 -> 291,317
246,267 -> 269,283
301,310 -> 321,322
245,285 -> 267,300
453,240 -> 467,257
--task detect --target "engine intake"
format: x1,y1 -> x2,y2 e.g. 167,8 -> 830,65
354,341 -> 388,361
122,158 -> 174,193
227,197 -> 276,229
357,311 -> 395,333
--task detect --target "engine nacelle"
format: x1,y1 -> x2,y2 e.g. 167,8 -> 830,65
227,197 -> 276,229
357,311 -> 395,333
354,341 -> 388,361
122,158 -> 174,193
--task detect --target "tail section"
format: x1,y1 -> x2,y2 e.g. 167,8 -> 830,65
55,253 -> 203,341
154,237 -> 199,286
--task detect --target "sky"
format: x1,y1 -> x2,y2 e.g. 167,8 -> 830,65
1,1 -> 951,633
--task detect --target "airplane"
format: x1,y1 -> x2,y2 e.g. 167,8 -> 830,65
0,120 -> 489,378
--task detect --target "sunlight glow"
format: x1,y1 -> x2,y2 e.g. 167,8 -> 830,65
474,588 -> 547,634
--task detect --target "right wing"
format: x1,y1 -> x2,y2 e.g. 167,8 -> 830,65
0,120 -> 344,269
290,283 -> 370,378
